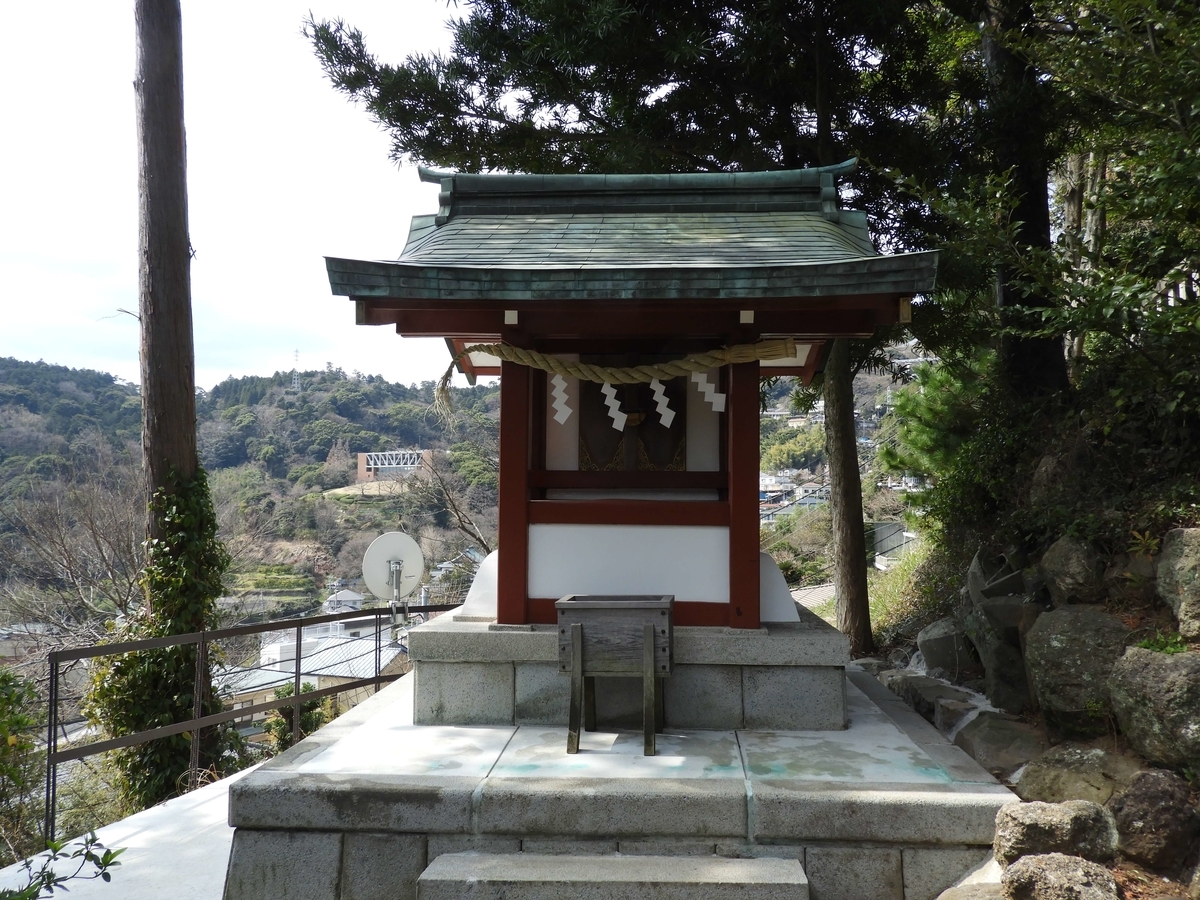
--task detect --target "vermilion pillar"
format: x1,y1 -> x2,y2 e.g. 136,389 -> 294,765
727,362 -> 761,628
497,361 -> 531,624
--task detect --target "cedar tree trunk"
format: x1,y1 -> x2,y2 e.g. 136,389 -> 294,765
981,0 -> 1069,398
824,338 -> 874,657
136,0 -> 198,552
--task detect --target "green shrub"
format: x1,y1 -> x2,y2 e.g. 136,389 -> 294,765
262,683 -> 330,754
83,468 -> 234,811
1135,631 -> 1188,655
0,669 -> 42,866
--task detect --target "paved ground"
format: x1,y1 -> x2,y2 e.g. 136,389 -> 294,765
0,766 -> 254,900
791,583 -> 835,609
0,666 -> 1009,900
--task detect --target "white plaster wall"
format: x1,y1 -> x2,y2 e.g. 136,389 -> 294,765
686,368 -> 720,471
528,524 -> 729,603
454,546 -> 801,622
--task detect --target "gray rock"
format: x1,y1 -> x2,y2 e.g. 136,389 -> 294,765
1107,769 -> 1200,871
935,698 -> 977,734
1039,537 -> 1105,606
917,618 -> 971,670
960,563 -> 1032,714
1029,454 -> 1063,507
1015,743 -> 1143,805
1000,853 -> 1119,900
879,669 -> 974,724
1024,606 -> 1131,737
1158,529 -> 1200,640
954,712 -> 1049,778
993,801 -> 1118,866
850,657 -> 890,676
1109,647 -> 1200,772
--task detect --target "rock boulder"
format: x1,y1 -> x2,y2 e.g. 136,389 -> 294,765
1106,769 -> 1200,871
879,670 -> 974,724
954,713 -> 1048,778
1108,647 -> 1200,772
918,617 -> 980,677
1023,606 -> 1130,737
1015,744 -> 1142,805
1039,537 -> 1105,607
1000,853 -> 1119,900
1158,528 -> 1200,640
993,801 -> 1118,866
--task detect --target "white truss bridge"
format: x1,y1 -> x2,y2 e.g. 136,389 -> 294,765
364,450 -> 425,471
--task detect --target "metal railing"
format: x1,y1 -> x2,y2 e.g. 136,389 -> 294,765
44,603 -> 461,841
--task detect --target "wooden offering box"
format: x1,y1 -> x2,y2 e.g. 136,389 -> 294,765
556,594 -> 674,754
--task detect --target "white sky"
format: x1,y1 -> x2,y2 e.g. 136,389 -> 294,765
0,1 -> 472,391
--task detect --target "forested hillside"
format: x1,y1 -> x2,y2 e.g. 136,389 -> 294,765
0,357 -> 501,622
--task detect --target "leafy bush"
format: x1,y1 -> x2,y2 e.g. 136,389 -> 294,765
262,683 -> 330,754
0,670 -> 42,866
84,468 -> 234,811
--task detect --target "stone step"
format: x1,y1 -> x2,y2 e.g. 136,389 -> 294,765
417,852 -> 809,899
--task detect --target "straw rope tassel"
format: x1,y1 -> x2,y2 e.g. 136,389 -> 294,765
434,337 -> 796,418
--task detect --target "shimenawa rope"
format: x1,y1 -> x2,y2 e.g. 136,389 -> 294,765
434,338 -> 796,417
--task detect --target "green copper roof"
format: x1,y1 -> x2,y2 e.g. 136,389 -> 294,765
326,163 -> 938,301
400,210 -> 876,269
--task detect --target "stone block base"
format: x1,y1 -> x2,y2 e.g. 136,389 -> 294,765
410,612 -> 850,730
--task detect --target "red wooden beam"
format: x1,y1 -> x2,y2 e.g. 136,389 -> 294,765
353,293 -> 901,312
383,307 -> 888,339
529,471 -> 726,490
497,361 -> 531,624
727,361 -> 760,629
528,500 -> 729,527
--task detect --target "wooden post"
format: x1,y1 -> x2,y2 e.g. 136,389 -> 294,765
497,361 -> 531,624
727,362 -> 761,628
567,623 -> 582,754
643,623 -> 656,756
136,0 -> 199,546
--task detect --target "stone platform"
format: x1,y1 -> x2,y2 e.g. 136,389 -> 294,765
223,668 -> 1014,900
408,605 -> 850,731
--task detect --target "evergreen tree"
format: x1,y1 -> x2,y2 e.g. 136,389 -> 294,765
306,0 -> 957,654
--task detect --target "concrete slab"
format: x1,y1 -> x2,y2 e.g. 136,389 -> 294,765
223,829 -> 342,900
410,613 -> 849,667
340,832 -> 427,900
408,619 -> 558,662
743,665 -> 846,730
664,665 -> 743,729
902,847 -> 993,900
297,722 -> 517,778
0,765 -> 256,900
417,852 -> 809,900
738,685 -> 952,784
514,661 -> 570,724
477,776 -> 750,838
492,726 -> 744,780
413,660 -> 514,724
804,845 -> 903,900
751,781 -> 1014,845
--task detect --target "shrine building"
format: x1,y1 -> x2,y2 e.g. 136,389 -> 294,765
214,165 -> 1013,900
325,161 -> 937,633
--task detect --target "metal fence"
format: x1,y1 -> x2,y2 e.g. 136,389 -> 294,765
43,603 -> 461,841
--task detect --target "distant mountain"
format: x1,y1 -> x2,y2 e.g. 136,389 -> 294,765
0,356 -> 499,495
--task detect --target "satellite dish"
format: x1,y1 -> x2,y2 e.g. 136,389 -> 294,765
362,532 -> 424,603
